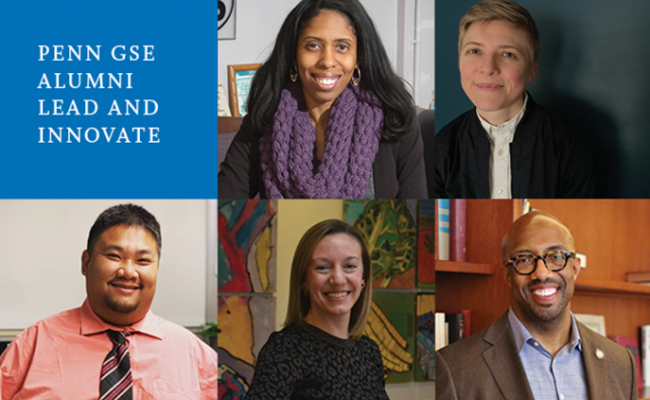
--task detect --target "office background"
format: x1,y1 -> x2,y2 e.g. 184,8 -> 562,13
436,0 -> 650,197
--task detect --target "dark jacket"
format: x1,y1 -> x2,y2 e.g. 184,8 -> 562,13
436,312 -> 638,400
433,96 -> 595,198
219,115 -> 428,199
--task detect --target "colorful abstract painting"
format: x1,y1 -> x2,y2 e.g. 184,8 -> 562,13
218,295 -> 276,400
343,200 -> 417,289
218,199 -> 276,293
365,291 -> 415,384
418,200 -> 436,290
415,294 -> 435,381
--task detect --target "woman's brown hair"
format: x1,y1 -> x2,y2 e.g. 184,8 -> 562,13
284,219 -> 372,340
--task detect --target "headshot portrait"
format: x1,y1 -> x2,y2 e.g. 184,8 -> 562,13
431,0 -> 650,198
0,201 -> 218,399
218,0 -> 434,199
435,200 -> 648,400
431,0 -> 594,199
217,199 -> 435,400
245,218 -> 389,398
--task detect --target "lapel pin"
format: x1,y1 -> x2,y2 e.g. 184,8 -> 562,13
595,349 -> 604,359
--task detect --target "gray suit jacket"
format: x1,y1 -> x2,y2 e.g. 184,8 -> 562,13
436,313 -> 638,400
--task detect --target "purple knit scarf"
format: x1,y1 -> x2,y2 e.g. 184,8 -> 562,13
259,81 -> 383,199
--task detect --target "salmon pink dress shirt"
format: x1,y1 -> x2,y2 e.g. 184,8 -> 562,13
0,299 -> 217,400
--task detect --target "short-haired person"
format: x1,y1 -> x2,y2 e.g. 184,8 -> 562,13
436,211 -> 637,399
0,204 -> 217,399
433,0 -> 594,198
219,0 -> 427,199
245,219 -> 389,399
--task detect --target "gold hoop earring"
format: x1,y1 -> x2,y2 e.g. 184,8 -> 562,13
290,64 -> 298,82
351,67 -> 361,86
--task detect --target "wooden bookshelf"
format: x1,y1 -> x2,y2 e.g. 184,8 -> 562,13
530,199 -> 650,338
436,200 -> 650,393
436,200 -> 521,334
435,260 -> 495,275
438,200 -> 650,335
576,277 -> 650,297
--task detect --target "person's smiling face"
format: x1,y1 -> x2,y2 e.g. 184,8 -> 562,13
504,215 -> 580,330
303,233 -> 364,328
459,20 -> 537,125
296,10 -> 358,113
82,224 -> 158,327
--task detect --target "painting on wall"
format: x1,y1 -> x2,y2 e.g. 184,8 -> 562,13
415,294 -> 436,381
365,291 -> 415,384
218,295 -> 276,400
418,200 -> 436,290
218,199 -> 276,293
343,200 -> 417,289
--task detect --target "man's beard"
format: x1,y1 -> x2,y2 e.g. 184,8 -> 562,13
104,293 -> 140,314
524,278 -> 569,322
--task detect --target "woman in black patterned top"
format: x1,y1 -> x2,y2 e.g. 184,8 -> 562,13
246,219 -> 389,399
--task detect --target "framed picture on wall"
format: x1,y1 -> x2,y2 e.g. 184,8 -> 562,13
227,63 -> 262,117
218,0 -> 236,40
574,314 -> 606,337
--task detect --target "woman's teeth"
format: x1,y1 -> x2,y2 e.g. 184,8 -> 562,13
316,77 -> 337,86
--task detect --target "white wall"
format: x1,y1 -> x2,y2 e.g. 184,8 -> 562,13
0,200 -> 214,330
218,0 -> 434,109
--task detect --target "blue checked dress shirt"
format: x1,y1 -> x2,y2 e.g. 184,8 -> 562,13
508,309 -> 588,400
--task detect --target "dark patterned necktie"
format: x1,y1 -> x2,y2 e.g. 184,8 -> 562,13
100,330 -> 133,400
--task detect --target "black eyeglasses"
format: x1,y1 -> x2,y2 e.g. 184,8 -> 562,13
506,250 -> 575,275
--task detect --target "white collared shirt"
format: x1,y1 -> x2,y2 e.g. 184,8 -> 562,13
477,93 -> 529,199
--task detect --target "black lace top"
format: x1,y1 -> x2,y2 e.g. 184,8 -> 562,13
246,323 -> 389,400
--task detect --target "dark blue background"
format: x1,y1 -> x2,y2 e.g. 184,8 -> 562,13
0,2 -> 218,198
435,1 -> 650,197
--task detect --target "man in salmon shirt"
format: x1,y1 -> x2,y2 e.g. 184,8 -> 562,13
0,204 -> 217,400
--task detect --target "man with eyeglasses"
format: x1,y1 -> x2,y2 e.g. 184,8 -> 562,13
436,211 -> 638,400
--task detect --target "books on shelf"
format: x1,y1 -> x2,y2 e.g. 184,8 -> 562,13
440,309 -> 472,339
435,312 -> 446,351
435,310 -> 472,351
449,200 -> 466,262
642,325 -> 650,388
437,200 -> 449,261
437,199 -> 467,262
609,335 -> 642,389
445,313 -> 465,344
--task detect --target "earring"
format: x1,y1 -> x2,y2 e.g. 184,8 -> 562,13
290,64 -> 298,82
361,281 -> 366,288
351,67 -> 361,86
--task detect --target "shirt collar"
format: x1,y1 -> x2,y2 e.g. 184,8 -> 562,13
79,298 -> 163,340
478,92 -> 529,141
508,307 -> 582,354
